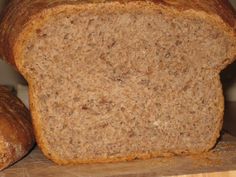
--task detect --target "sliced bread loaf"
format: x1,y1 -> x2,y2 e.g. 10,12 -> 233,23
0,0 -> 235,165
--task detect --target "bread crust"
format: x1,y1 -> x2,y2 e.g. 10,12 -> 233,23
0,86 -> 35,170
0,0 -> 235,165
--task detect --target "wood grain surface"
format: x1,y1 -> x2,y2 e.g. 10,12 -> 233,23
0,133 -> 235,177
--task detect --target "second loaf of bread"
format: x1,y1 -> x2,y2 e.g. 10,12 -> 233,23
0,86 -> 34,170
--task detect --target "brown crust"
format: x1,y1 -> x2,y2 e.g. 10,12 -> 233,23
0,0 -> 235,165
0,0 -> 235,67
0,86 -> 35,170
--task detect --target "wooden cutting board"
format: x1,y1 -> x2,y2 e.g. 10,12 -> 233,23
1,133 -> 236,177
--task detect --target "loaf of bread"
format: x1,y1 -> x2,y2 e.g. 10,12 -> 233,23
0,0 -> 235,165
0,86 -> 34,170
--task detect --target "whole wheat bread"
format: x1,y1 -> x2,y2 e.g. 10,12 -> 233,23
0,0 -> 235,165
0,86 -> 34,170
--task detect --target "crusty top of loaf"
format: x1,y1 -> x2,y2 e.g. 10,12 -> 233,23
0,0 -> 235,67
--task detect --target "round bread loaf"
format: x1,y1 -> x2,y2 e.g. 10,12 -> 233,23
0,86 -> 34,170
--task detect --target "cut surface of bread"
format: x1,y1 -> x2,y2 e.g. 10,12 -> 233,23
0,86 -> 35,170
1,0 -> 236,165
